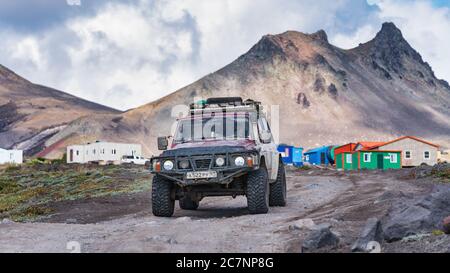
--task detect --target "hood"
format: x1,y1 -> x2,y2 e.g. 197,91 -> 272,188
161,139 -> 257,157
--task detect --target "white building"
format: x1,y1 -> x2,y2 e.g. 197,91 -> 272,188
0,148 -> 23,165
370,136 -> 439,167
66,141 -> 142,164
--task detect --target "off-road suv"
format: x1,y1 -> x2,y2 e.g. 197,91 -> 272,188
149,97 -> 286,217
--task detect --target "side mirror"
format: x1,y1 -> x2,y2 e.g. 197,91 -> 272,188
260,131 -> 272,144
157,136 -> 168,150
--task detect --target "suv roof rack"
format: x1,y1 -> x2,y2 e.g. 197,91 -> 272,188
206,97 -> 243,106
189,97 -> 262,118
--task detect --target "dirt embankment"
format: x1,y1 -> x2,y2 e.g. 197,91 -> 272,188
0,165 -> 449,253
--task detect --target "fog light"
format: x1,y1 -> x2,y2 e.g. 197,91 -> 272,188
163,160 -> 174,170
234,156 -> 245,166
179,160 -> 189,169
215,157 -> 225,167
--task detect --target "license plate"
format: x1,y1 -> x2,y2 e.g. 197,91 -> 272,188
186,171 -> 217,179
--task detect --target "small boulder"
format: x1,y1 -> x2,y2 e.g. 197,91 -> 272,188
352,218 -> 383,252
175,216 -> 191,222
289,218 -> 316,231
167,238 -> 178,245
411,164 -> 433,179
383,204 -> 431,242
65,218 -> 78,224
301,226 -> 339,252
1,218 -> 14,224
383,185 -> 450,242
443,216 -> 450,234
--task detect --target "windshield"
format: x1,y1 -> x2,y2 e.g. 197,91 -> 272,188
174,116 -> 251,143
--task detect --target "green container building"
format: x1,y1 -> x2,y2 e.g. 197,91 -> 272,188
336,150 -> 402,170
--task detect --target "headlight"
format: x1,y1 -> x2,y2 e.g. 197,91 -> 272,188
234,156 -> 245,166
215,157 -> 225,167
179,160 -> 190,169
163,160 -> 174,170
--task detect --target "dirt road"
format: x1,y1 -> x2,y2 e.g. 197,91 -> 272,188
0,168 -> 435,252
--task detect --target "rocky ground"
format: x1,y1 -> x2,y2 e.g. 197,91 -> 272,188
0,164 -> 449,253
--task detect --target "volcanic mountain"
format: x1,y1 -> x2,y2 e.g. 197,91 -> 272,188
0,64 -> 120,155
41,22 -> 450,157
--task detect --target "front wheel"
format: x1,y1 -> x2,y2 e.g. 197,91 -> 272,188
269,158 -> 287,206
152,175 -> 175,217
246,164 -> 269,214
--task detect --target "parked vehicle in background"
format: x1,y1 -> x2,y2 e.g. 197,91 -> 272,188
121,155 -> 149,165
149,97 -> 286,217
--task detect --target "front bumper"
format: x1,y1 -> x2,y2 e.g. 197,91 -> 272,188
150,150 -> 259,186
156,167 -> 254,186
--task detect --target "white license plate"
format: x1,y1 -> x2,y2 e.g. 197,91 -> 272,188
186,171 -> 218,179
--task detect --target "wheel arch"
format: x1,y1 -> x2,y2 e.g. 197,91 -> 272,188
259,155 -> 267,167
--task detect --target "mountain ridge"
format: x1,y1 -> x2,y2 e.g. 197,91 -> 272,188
4,22 -> 450,158
0,63 -> 121,154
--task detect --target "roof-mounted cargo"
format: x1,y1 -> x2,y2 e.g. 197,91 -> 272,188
206,97 -> 243,106
189,97 -> 262,117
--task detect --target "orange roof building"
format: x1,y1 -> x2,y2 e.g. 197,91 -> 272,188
354,141 -> 386,151
369,136 -> 439,167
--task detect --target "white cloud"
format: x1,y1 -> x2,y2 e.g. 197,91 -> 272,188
332,24 -> 379,49
0,0 -> 449,110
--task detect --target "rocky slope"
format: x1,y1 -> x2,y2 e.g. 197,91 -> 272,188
45,22 -> 450,157
0,64 -> 120,155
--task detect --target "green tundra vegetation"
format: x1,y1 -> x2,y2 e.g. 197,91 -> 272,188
0,162 -> 151,222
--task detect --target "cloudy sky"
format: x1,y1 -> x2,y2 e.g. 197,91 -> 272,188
0,0 -> 449,110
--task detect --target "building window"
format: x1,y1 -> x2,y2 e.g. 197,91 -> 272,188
93,149 -> 96,154
405,151 -> 411,159
10,153 -> 13,160
363,153 -> 371,163
76,151 -> 79,156
424,151 -> 430,159
390,153 -> 398,163
346,154 -> 352,163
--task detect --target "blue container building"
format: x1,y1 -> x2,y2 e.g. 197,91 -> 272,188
278,145 -> 303,166
292,147 -> 303,167
304,146 -> 336,166
277,144 -> 293,165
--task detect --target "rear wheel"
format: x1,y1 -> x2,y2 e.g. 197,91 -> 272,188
152,175 -> 175,217
246,163 -> 269,214
179,196 -> 199,210
269,158 -> 287,206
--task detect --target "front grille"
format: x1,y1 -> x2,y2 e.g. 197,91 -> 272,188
194,158 -> 212,170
